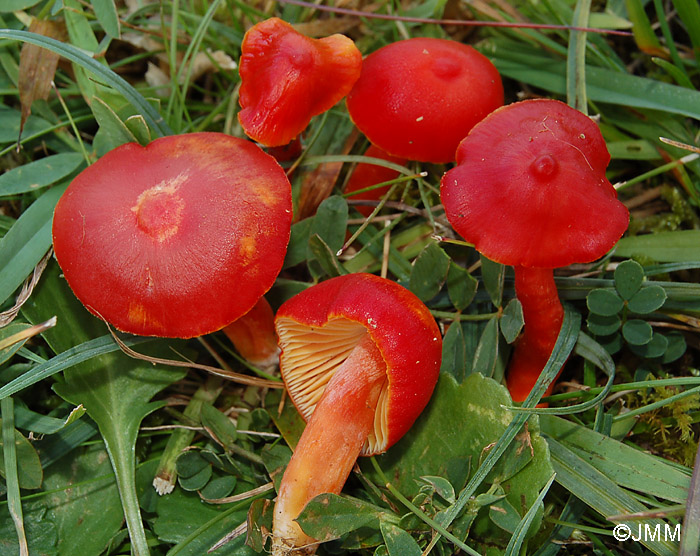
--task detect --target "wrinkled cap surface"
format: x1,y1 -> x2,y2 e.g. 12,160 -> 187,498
346,37 -> 503,163
275,273 -> 442,456
238,17 -> 362,147
52,132 -> 292,338
441,99 -> 629,268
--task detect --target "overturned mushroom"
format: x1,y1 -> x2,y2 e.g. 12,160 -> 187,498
239,17 -> 362,147
272,273 -> 442,554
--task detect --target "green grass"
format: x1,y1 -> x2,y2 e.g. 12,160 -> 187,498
1,0 -> 700,555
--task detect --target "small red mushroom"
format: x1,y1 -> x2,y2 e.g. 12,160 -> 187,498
238,17 -> 362,147
52,132 -> 292,339
440,99 -> 629,402
222,296 -> 279,370
343,144 -> 408,217
346,37 -> 503,163
271,273 -> 442,554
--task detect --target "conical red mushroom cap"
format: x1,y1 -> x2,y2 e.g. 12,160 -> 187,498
346,37 -> 503,163
441,99 -> 629,268
52,132 -> 292,338
238,17 -> 362,147
275,273 -> 442,455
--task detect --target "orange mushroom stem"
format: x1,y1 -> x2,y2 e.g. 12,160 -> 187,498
272,333 -> 386,554
507,267 -> 564,402
222,297 -> 279,370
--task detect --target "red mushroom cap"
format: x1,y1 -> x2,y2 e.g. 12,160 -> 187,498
346,37 -> 503,163
441,99 -> 629,268
52,132 -> 292,338
275,273 -> 442,455
344,144 -> 408,217
238,17 -> 362,147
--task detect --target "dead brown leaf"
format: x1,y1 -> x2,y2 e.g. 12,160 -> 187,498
18,19 -> 67,139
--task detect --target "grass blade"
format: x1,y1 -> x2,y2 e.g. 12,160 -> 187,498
0,29 -> 172,137
1,397 -> 29,556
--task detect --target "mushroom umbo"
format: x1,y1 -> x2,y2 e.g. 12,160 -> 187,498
272,273 -> 442,555
346,37 -> 503,163
238,17 -> 362,147
440,99 -> 629,402
52,132 -> 292,339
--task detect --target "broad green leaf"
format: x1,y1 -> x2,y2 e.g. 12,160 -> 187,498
0,107 -> 53,144
14,404 -> 86,435
480,254 -> 505,308
265,388 -> 305,452
153,487 -> 249,547
420,475 -> 456,504
125,114 -> 151,145
432,306 -> 580,544
261,443 -> 292,492
587,313 -> 621,336
380,520 -> 422,556
440,321 -> 466,383
0,184 -> 66,307
91,95 -> 139,154
409,241 -> 450,301
662,331 -> 687,363
500,298 -> 524,344
587,289 -> 624,316
614,260 -> 645,300
199,475 -> 237,500
307,196 -> 348,278
176,451 -> 210,479
622,319 -> 653,345
283,218 -> 313,269
488,493 -> 522,534
446,261 -> 478,311
91,0 -> 120,38
297,493 -> 400,542
628,285 -> 667,314
471,316 -> 500,378
503,474 -> 556,556
0,153 -> 82,197
200,402 -> 238,450
364,373 -> 554,550
27,442 -> 123,556
308,234 -> 348,278
541,415 -> 690,503
615,231 -> 700,262
0,504 -> 56,555
178,464 -> 212,492
629,331 -> 669,358
0,418 -> 42,489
